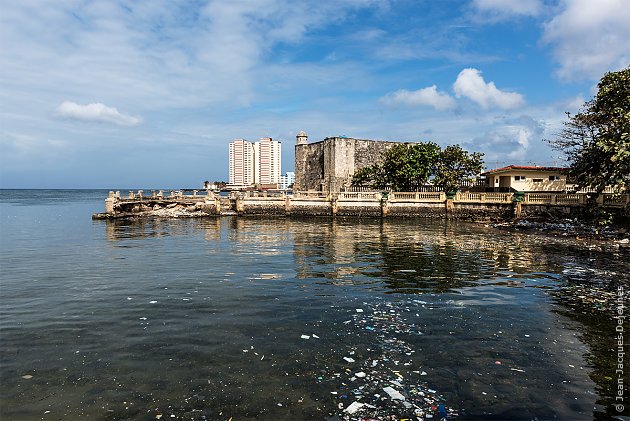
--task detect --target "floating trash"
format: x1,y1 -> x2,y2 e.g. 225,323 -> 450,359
311,299 -> 458,420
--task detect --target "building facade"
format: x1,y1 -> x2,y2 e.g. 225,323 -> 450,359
229,137 -> 282,188
254,137 -> 282,185
228,139 -> 255,187
482,165 -> 568,192
279,172 -> 295,190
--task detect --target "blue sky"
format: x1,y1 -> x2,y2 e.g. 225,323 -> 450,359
1,0 -> 628,189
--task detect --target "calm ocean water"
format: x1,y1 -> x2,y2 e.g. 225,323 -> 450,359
0,189 -> 627,420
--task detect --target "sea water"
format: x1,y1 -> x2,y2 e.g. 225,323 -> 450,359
0,190 -> 626,420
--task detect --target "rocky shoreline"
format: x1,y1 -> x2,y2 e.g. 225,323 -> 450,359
492,217 -> 629,249
93,203 -> 217,219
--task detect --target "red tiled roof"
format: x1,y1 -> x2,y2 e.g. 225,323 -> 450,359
482,165 -> 568,175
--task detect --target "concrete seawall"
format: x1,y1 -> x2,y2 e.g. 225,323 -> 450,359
93,190 -> 629,224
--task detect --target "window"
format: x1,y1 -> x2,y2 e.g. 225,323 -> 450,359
533,178 -> 543,183
549,175 -> 560,181
514,175 -> 526,181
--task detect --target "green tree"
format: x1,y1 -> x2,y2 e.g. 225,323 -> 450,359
352,142 -> 441,191
433,145 -> 484,193
380,143 -> 441,191
549,67 -> 630,193
351,165 -> 381,189
352,141 -> 483,192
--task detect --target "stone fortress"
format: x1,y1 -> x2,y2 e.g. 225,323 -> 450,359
294,131 -> 405,192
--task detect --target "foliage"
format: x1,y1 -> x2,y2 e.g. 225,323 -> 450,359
379,143 -> 441,191
549,67 -> 630,194
351,141 -> 483,192
432,145 -> 484,193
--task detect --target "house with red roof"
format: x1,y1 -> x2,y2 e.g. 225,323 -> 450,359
482,165 -> 568,192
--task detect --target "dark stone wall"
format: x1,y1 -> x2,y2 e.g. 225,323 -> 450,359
288,200 -> 332,216
452,203 -> 514,221
241,202 -> 286,215
386,203 -> 445,218
354,139 -> 398,169
294,142 -> 325,191
335,202 -> 382,217
295,137 -> 400,192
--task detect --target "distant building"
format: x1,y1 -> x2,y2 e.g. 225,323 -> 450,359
254,137 -> 282,185
482,165 -> 568,192
228,137 -> 282,188
280,172 -> 295,190
229,139 -> 255,187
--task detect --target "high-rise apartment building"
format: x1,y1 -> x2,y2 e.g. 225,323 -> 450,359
228,139 -> 255,186
228,137 -> 282,187
254,137 -> 282,185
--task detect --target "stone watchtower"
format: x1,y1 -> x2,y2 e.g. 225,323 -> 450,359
296,130 -> 308,145
294,130 -> 315,191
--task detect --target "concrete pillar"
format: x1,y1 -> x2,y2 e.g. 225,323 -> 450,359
236,196 -> 245,213
514,202 -> 522,218
285,195 -> 291,215
105,197 -> 115,214
445,198 -> 454,215
381,196 -> 389,217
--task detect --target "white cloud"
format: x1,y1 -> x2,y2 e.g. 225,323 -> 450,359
471,0 -> 543,21
542,0 -> 630,80
56,101 -> 143,126
467,116 -> 546,163
453,68 -> 525,109
380,85 -> 456,110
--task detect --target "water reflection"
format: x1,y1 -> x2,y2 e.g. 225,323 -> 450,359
91,215 -> 629,419
290,218 -> 567,294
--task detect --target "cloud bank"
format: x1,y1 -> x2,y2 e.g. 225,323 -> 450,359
453,68 -> 525,110
382,68 -> 525,111
56,102 -> 143,126
472,0 -> 543,20
380,85 -> 456,110
542,0 -> 630,80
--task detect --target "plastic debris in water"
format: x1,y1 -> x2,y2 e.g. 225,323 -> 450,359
301,334 -> 310,339
344,401 -> 375,414
343,357 -> 356,363
383,386 -> 405,400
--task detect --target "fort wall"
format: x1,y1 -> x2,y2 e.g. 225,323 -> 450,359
294,137 -> 399,192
